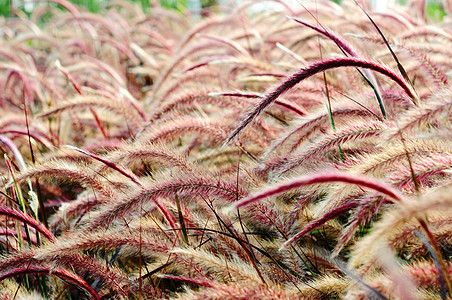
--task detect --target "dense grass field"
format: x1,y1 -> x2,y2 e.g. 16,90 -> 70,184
0,0 -> 451,299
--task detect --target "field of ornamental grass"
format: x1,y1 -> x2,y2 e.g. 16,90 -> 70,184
0,0 -> 451,299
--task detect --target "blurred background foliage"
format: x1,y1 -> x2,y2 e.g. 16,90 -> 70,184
0,0 -> 448,22
0,0 -> 189,17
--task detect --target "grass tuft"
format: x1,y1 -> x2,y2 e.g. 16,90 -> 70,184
0,0 -> 451,298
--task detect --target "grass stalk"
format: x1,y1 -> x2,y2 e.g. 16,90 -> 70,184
401,136 -> 452,296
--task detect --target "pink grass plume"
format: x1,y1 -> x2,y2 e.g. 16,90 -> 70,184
0,206 -> 56,242
229,172 -> 401,209
226,56 -> 417,144
62,145 -> 143,187
0,265 -> 100,300
42,0 -> 80,15
0,134 -> 26,171
289,17 -> 359,57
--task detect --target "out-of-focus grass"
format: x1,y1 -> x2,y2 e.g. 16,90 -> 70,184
426,0 -> 447,21
0,0 -> 188,17
159,0 -> 188,13
1,0 -> 447,19
0,0 -> 12,17
397,0 -> 446,21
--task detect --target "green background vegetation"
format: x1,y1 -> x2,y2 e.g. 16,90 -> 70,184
0,0 -> 189,17
0,0 -> 447,21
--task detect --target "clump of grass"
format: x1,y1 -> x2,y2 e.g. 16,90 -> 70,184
0,0 -> 451,299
